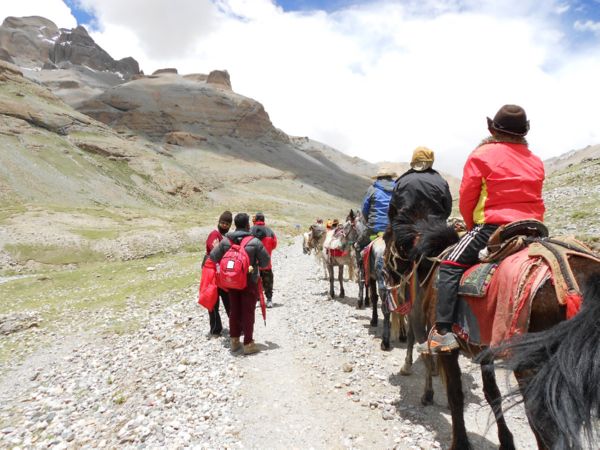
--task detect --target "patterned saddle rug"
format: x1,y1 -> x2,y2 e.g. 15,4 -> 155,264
453,237 -> 600,347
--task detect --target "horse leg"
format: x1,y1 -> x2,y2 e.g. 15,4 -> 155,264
514,371 -> 552,450
357,256 -> 365,309
380,288 -> 391,350
400,316 -> 414,375
338,265 -> 345,298
480,360 -> 515,450
421,353 -> 435,405
369,279 -> 378,327
328,263 -> 335,298
398,314 -> 407,342
439,351 -> 472,450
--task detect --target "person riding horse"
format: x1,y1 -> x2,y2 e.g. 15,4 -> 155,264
360,167 -> 396,247
426,104 -> 545,353
387,147 -> 453,270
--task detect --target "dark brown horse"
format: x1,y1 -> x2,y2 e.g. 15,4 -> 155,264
388,219 -> 600,450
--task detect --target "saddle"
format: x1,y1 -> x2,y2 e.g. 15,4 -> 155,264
481,220 -> 548,263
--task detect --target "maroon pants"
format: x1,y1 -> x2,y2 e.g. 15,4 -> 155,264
228,282 -> 259,345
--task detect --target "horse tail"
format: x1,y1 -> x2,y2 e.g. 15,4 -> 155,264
483,274 -> 600,448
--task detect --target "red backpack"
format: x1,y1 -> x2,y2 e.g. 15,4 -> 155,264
217,236 -> 254,290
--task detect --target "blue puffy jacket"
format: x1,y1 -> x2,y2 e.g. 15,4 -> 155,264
361,178 -> 395,233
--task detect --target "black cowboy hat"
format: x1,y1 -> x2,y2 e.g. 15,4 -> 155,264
486,104 -> 530,136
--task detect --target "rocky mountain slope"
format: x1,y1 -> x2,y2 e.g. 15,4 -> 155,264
0,16 -> 375,272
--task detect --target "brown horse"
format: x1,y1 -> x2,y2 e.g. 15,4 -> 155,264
388,219 -> 600,450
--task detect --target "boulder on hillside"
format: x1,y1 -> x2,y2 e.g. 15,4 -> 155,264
0,47 -> 14,64
207,70 -> 231,90
0,312 -> 40,335
0,59 -> 23,78
0,16 -> 60,67
152,68 -> 178,75
165,131 -> 207,146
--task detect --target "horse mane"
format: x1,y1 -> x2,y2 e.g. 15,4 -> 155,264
391,223 -> 418,253
480,273 -> 600,448
410,219 -> 460,261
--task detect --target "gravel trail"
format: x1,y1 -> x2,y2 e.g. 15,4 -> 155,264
0,237 -> 538,449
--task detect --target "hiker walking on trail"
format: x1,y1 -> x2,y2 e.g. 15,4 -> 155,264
361,167 -> 396,242
204,211 -> 232,337
427,104 -> 545,353
250,212 -> 278,308
210,213 -> 270,355
388,146 -> 452,231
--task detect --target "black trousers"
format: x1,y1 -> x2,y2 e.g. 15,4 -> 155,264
436,224 -> 498,329
260,269 -> 274,300
209,288 -> 230,335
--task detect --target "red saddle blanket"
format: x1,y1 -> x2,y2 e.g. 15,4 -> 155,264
457,248 -> 552,347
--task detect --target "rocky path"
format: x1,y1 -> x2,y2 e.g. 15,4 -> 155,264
0,238 -> 538,449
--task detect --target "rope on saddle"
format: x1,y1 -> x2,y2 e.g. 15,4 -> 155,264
419,245 -> 455,288
527,237 -> 600,319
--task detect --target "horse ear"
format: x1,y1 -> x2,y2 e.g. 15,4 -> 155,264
349,209 -> 355,220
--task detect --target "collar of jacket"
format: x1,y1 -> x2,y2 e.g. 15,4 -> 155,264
478,135 -> 528,148
397,168 -> 439,180
226,230 -> 252,243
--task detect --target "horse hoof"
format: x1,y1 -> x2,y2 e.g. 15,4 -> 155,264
400,365 -> 412,376
340,292 -> 345,298
370,319 -> 378,327
421,391 -> 434,406
380,341 -> 391,351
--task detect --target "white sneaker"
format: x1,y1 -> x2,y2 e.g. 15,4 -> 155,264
266,300 -> 273,308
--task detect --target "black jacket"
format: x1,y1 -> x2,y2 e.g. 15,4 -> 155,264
388,169 -> 453,231
209,230 -> 271,284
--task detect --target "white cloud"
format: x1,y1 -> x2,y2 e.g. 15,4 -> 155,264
4,0 -> 600,176
74,0 -> 220,59
0,0 -> 76,29
574,19 -> 600,33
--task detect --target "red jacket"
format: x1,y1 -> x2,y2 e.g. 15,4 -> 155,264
459,141 -> 545,230
250,221 -> 277,270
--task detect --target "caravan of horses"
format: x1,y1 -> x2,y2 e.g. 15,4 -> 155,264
302,209 -> 600,450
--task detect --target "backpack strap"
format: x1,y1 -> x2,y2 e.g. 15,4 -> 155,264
240,235 -> 254,249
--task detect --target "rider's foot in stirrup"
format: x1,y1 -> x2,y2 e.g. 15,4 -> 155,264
429,330 -> 459,353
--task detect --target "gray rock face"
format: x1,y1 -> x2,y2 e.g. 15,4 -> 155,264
0,17 -> 139,79
52,26 -> 139,78
0,16 -> 60,67
78,74 -> 285,141
0,47 -> 14,64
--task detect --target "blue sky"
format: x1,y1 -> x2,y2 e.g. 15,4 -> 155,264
64,0 -> 600,48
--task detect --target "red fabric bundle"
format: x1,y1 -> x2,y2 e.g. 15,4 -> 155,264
198,258 -> 219,311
